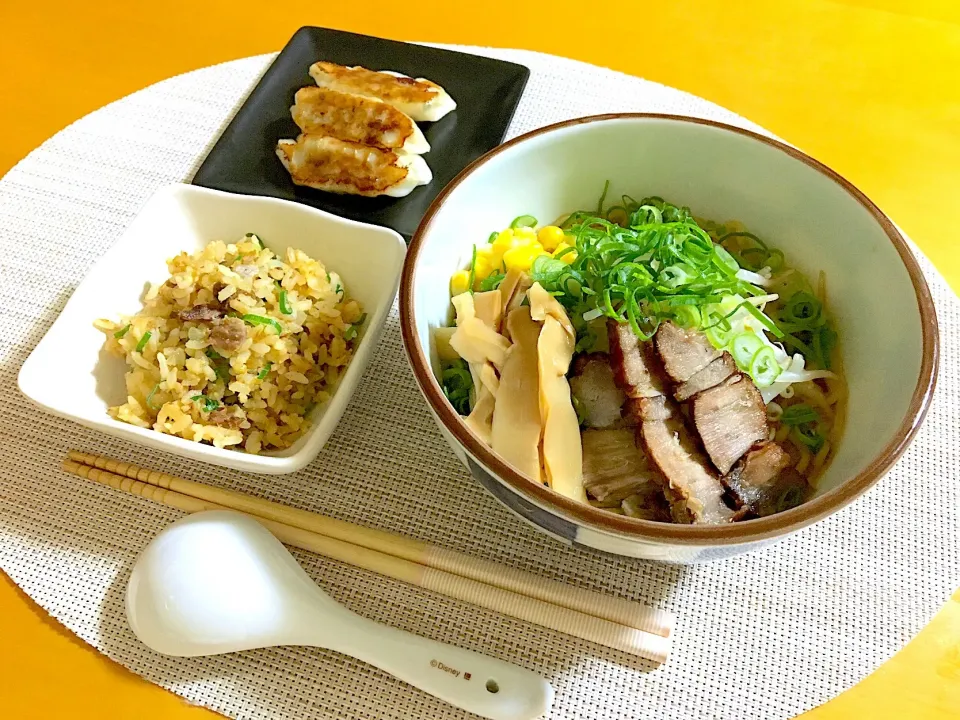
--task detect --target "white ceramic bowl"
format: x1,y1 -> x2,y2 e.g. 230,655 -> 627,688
401,114 -> 938,562
19,184 -> 405,474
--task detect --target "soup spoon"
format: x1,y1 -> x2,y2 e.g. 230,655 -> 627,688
126,510 -> 553,720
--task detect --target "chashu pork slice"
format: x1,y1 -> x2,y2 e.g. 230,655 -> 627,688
674,352 -> 737,402
608,320 -> 667,399
722,441 -> 794,516
582,428 -> 660,506
310,61 -> 456,122
639,400 -> 734,524
569,354 -> 625,429
276,135 -> 432,198
654,321 -> 722,384
692,374 -> 768,475
291,87 -> 430,154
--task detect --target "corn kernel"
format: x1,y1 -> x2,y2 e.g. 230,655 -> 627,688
503,244 -> 543,272
450,270 -> 470,296
474,252 -> 495,285
552,242 -> 577,265
537,225 -> 566,252
513,226 -> 537,243
492,229 -> 514,252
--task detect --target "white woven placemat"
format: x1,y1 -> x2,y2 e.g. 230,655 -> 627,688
0,46 -> 957,720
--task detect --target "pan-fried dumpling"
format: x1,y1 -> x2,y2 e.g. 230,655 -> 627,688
309,61 -> 457,122
276,135 -> 431,198
291,87 -> 430,154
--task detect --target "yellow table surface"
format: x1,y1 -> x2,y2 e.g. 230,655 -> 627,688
1,1 -> 959,718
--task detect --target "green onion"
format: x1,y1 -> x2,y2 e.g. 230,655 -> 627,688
781,291 -> 822,327
205,349 -> 221,359
817,326 -> 837,370
731,332 -> 765,368
792,425 -> 825,453
245,233 -> 265,249
228,254 -> 242,264
777,485 -> 805,513
479,272 -> 506,292
441,360 -> 473,415
672,304 -> 701,329
741,301 -> 784,338
487,231 -> 498,244
145,384 -> 161,410
278,289 -> 292,315
703,312 -> 736,348
781,404 -> 820,426
191,394 -> 220,412
510,214 -> 537,229
467,244 -> 477,294
135,331 -> 152,353
257,362 -> 273,380
344,313 -> 367,341
749,346 -> 782,387
113,324 -> 131,339
241,314 -> 283,334
522,191 -> 777,343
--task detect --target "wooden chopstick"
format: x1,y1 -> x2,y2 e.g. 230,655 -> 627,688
63,458 -> 671,664
67,450 -> 674,638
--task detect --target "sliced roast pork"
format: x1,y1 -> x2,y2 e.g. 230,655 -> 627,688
639,400 -> 734,524
691,374 -> 768,474
692,374 -> 768,475
674,352 -> 737,402
582,428 -> 661,506
654,321 -> 722,383
722,441 -> 792,514
608,320 -> 667,399
569,354 -> 626,429
621,491 -> 673,521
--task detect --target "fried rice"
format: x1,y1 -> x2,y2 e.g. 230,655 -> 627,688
94,233 -> 364,454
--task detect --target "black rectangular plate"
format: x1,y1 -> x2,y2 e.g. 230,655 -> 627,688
192,26 -> 529,239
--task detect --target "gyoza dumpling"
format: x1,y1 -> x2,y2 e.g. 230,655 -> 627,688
276,135 -> 432,198
291,87 -> 430,154
309,61 -> 456,122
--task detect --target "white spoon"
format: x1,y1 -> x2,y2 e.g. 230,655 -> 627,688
126,510 -> 553,720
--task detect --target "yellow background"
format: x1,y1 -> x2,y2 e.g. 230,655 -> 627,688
1,1 -> 958,718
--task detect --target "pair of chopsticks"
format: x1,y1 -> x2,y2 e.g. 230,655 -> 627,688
64,451 -> 674,664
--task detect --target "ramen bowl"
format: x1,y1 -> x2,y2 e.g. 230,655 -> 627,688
400,114 -> 938,562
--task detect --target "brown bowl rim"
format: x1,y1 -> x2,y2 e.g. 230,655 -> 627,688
400,112 -> 939,545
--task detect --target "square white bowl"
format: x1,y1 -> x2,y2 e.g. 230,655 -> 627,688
18,184 -> 406,474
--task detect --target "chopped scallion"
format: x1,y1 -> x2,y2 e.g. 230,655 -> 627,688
241,314 -> 283,334
135,331 -> 152,353
731,332 -> 765,369
190,394 -> 220,412
278,289 -> 292,315
441,360 -> 473,415
113,324 -> 131,339
749,346 -> 782,387
467,244 -> 477,294
510,214 -> 537,229
257,362 -> 272,380
781,404 -> 820,426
